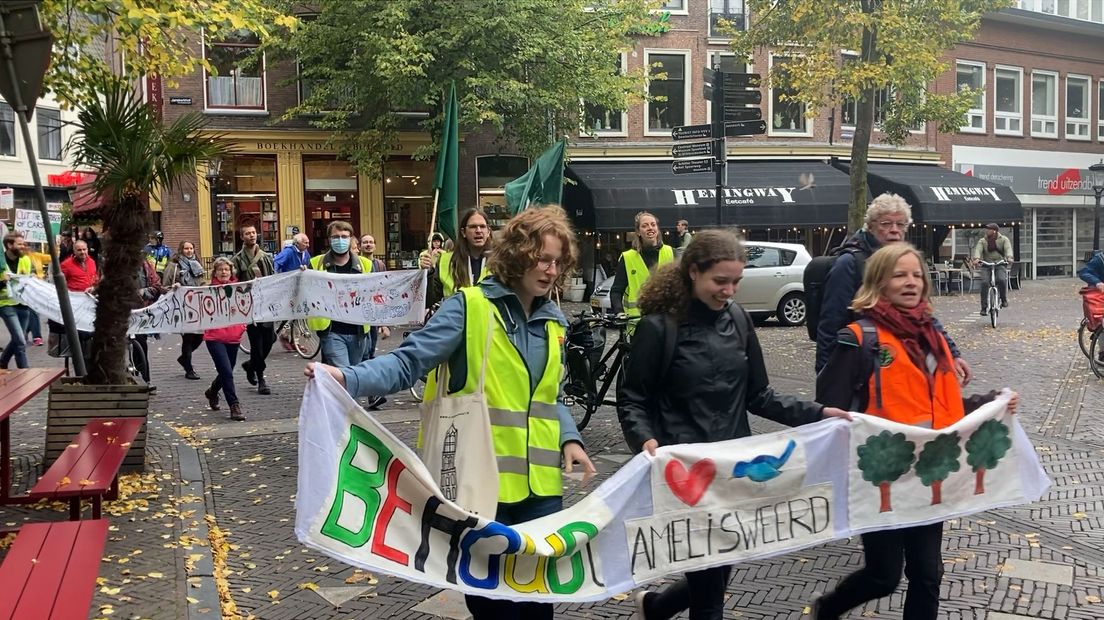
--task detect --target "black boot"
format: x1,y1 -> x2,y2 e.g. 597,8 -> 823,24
257,376 -> 271,395
243,361 -> 257,386
204,386 -> 220,411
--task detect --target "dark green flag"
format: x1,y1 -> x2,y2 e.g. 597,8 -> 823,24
432,82 -> 459,240
505,138 -> 566,215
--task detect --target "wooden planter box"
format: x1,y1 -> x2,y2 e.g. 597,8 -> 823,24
46,378 -> 150,472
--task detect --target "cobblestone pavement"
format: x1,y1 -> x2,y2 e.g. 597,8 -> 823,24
3,277 -> 1104,619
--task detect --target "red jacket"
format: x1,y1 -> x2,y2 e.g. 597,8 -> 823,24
203,277 -> 248,344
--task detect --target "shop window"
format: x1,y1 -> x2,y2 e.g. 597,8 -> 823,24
1031,70 -> 1058,138
205,29 -> 265,110
0,102 -> 14,157
37,108 -> 61,160
709,0 -> 745,38
304,157 -> 359,255
645,51 -> 688,134
383,158 -> 435,268
769,56 -> 810,136
1065,75 -> 1091,140
994,66 -> 1023,135
956,61 -> 985,133
212,156 -> 277,255
477,155 -> 529,227
583,55 -> 627,136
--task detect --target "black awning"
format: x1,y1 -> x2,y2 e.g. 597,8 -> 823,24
837,162 -> 1023,225
565,161 -> 852,231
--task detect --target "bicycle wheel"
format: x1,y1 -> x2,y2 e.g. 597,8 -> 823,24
561,371 -> 596,431
239,328 -> 251,354
1089,328 -> 1104,379
1080,318 -> 1092,359
292,319 -> 321,359
989,287 -> 998,328
127,338 -> 148,383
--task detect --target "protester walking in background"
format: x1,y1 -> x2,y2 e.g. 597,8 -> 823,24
203,257 -> 247,421
308,221 -> 375,366
813,243 -> 1017,620
25,244 -> 50,346
419,208 -> 492,303
231,224 -> 276,395
674,219 -> 692,259
60,239 -> 98,292
134,258 -> 167,388
610,211 -> 673,319
274,232 -> 311,272
619,230 -> 850,620
418,232 -> 444,271
306,205 -> 596,620
143,230 -> 172,278
163,240 -> 206,380
0,232 -> 33,369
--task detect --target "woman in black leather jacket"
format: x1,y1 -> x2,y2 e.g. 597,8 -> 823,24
617,229 -> 850,620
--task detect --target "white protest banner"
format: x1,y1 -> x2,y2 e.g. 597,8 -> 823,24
14,208 -> 61,244
296,374 -> 1050,603
10,269 -> 427,334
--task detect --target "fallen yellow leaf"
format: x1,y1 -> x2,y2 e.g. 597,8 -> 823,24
267,590 -> 279,600
299,582 -> 319,592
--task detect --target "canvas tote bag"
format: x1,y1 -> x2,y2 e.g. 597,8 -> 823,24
418,312 -> 499,518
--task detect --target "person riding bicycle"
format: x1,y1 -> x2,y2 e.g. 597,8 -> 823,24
1078,249 -> 1104,293
970,223 -> 1014,315
610,211 -> 673,320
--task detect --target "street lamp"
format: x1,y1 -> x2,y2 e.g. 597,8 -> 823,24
206,157 -> 223,257
1091,159 -> 1104,252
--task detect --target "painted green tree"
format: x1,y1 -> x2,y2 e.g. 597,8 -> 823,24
857,430 -> 915,513
731,0 -> 1014,231
915,432 -> 962,505
965,419 -> 1012,494
265,0 -> 664,177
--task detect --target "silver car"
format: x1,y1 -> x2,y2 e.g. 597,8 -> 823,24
589,241 -> 811,326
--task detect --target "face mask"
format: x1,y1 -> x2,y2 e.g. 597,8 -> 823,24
330,237 -> 351,253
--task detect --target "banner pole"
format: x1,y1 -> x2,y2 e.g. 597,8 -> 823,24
426,188 -> 441,250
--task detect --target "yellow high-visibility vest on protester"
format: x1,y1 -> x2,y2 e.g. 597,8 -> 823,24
620,245 -> 674,317
436,250 -> 491,297
0,255 -> 32,307
424,286 -> 564,503
306,254 -> 374,333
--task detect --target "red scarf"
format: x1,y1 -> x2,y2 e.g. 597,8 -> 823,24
865,298 -> 950,374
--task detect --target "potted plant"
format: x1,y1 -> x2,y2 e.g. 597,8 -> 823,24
45,78 -> 230,470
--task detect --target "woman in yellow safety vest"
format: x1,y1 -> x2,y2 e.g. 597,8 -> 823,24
307,205 -> 595,620
610,211 -> 674,319
1,232 -> 34,368
419,208 -> 493,302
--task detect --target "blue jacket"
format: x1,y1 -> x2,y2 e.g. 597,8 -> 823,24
274,245 -> 311,273
814,230 -> 961,372
1079,251 -> 1104,286
341,276 -> 583,448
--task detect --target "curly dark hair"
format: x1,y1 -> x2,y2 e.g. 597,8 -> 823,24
488,205 -> 578,292
637,229 -> 745,318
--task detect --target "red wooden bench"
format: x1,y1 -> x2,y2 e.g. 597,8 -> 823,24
0,368 -> 66,504
0,519 -> 108,619
27,418 -> 144,520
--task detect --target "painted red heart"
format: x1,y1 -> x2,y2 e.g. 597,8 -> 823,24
664,458 -> 716,506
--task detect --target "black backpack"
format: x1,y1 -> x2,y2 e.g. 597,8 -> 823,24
803,247 -> 866,342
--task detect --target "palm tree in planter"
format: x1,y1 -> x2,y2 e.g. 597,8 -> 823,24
70,78 -> 230,385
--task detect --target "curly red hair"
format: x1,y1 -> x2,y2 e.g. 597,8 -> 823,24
488,205 -> 578,291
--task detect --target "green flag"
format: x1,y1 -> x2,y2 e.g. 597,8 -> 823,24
432,82 -> 459,240
505,138 -> 566,215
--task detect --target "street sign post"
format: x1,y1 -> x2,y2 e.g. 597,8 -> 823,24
723,106 -> 762,122
671,123 -> 712,141
671,140 -> 716,159
724,119 -> 767,137
672,158 -> 715,175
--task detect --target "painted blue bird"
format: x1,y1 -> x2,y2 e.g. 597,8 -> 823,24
731,439 -> 797,483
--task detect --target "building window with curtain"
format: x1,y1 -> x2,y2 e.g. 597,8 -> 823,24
956,61 -> 985,132
205,30 -> 265,110
1031,70 -> 1058,137
1065,75 -> 1091,140
0,102 -> 15,157
646,52 -> 687,133
37,108 -> 61,160
994,66 -> 1023,135
709,0 -> 745,37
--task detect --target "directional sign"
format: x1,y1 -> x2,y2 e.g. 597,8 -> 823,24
672,158 -> 715,175
723,89 -> 762,105
702,67 -> 716,84
671,140 -> 715,159
720,73 -> 761,88
723,107 -> 762,122
671,124 -> 713,141
724,120 -> 767,137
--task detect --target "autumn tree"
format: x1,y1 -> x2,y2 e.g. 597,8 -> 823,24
965,419 -> 1012,495
40,0 -> 298,106
915,432 -> 962,505
265,0 -> 663,177
732,0 -> 1014,231
857,430 -> 916,513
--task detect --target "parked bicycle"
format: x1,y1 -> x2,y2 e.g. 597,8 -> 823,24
561,311 -> 634,431
976,259 -> 1009,328
1079,286 -> 1104,378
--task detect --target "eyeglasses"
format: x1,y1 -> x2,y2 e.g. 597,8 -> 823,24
877,220 -> 910,230
330,234 -> 351,241
536,257 -> 561,271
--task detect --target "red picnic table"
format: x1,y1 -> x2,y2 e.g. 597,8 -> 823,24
0,519 -> 109,619
0,368 -> 66,505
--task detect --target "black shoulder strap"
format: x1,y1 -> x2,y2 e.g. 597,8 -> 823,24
727,303 -> 749,346
854,318 -> 883,411
660,314 -> 678,381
